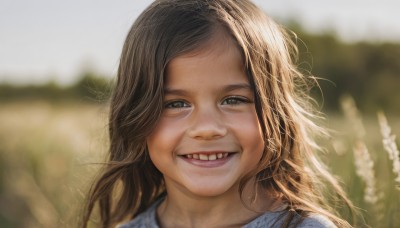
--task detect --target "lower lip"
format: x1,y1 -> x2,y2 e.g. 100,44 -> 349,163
179,154 -> 235,168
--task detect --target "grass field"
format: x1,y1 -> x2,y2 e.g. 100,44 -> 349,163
0,101 -> 109,227
0,101 -> 399,227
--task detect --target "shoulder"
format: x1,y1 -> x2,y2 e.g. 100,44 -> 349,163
117,211 -> 156,228
117,213 -> 146,228
244,211 -> 286,227
117,199 -> 162,228
297,214 -> 337,228
245,211 -> 337,228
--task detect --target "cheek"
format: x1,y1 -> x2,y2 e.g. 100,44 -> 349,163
227,111 -> 265,154
244,122 -> 265,159
147,117 -> 185,156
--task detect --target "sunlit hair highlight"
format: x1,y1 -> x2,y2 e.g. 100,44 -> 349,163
81,0 -> 354,227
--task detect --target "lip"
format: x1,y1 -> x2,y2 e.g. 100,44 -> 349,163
179,151 -> 236,168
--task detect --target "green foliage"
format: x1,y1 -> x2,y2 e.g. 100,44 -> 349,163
0,26 -> 399,112
0,71 -> 112,103
288,24 -> 400,113
66,71 -> 112,102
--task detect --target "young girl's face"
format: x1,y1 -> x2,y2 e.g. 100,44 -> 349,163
147,33 -> 264,198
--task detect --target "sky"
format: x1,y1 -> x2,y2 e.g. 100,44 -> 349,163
1,0 -> 399,85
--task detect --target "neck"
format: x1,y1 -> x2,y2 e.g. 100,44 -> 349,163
157,180 -> 282,228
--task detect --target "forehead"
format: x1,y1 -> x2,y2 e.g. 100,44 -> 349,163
164,32 -> 249,93
166,29 -> 245,80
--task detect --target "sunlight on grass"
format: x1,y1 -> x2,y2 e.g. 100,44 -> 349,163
0,101 -> 399,227
0,101 -> 108,227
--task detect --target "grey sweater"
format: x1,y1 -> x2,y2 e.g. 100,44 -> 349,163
119,199 -> 337,228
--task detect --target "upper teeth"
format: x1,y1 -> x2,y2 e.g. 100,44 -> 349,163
185,153 -> 228,161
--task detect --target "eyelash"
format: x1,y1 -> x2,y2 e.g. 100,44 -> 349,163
164,96 -> 250,109
164,100 -> 190,109
221,96 -> 250,105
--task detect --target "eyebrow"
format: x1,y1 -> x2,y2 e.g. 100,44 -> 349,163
223,83 -> 252,92
164,83 -> 252,95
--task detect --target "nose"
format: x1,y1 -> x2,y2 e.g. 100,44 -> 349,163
187,107 -> 227,140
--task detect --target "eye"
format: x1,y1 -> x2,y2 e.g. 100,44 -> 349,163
221,96 -> 250,105
164,100 -> 190,109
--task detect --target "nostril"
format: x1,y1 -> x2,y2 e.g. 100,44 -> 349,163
187,125 -> 228,140
186,109 -> 228,139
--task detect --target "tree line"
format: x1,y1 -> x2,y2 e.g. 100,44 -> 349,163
290,23 -> 400,113
0,72 -> 111,103
1,26 -> 399,113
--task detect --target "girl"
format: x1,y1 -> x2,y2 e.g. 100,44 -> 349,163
82,0 -> 354,227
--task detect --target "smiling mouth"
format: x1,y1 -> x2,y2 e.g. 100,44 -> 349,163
181,152 -> 230,161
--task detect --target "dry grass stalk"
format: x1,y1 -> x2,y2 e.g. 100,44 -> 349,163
10,170 -> 59,227
353,141 -> 379,204
340,95 -> 380,204
340,95 -> 366,140
377,112 -> 400,189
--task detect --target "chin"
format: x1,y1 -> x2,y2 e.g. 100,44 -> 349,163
184,180 -> 238,198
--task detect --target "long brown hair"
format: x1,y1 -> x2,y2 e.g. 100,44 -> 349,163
82,0 -> 354,227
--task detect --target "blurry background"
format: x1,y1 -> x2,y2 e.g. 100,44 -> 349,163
0,0 -> 399,227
